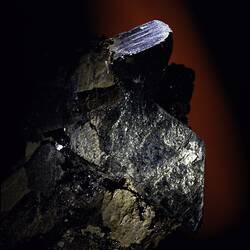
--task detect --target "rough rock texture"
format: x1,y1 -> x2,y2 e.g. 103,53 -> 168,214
0,20 -> 204,250
102,189 -> 155,247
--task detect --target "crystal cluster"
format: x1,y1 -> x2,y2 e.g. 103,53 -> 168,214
0,20 -> 204,250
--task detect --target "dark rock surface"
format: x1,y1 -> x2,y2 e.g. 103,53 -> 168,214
0,20 -> 204,249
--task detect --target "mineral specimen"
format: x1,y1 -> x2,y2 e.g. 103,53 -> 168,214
109,20 -> 172,60
0,20 -> 204,250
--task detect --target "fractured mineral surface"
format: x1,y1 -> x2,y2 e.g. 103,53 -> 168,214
0,20 -> 205,250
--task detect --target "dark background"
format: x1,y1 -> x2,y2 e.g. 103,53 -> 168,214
5,0 -> 250,249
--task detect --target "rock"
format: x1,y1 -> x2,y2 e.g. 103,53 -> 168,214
25,141 -> 41,161
1,167 -> 30,212
102,189 -> 155,247
74,46 -> 115,92
74,20 -> 173,94
25,143 -> 65,196
67,81 -> 204,233
0,20 -> 204,250
154,63 -> 195,124
81,225 -> 104,238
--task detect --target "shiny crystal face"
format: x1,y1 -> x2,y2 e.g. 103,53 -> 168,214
110,20 -> 172,60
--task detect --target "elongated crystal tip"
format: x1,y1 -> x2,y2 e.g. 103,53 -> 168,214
110,20 -> 172,60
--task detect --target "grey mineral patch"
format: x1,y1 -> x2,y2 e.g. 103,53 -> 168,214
1,167 -> 30,212
75,49 -> 115,92
25,141 -> 41,161
25,143 -> 65,196
102,189 -> 155,247
67,122 -> 106,166
81,225 -> 105,238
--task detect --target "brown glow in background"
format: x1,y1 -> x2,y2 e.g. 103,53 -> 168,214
88,0 -> 246,237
